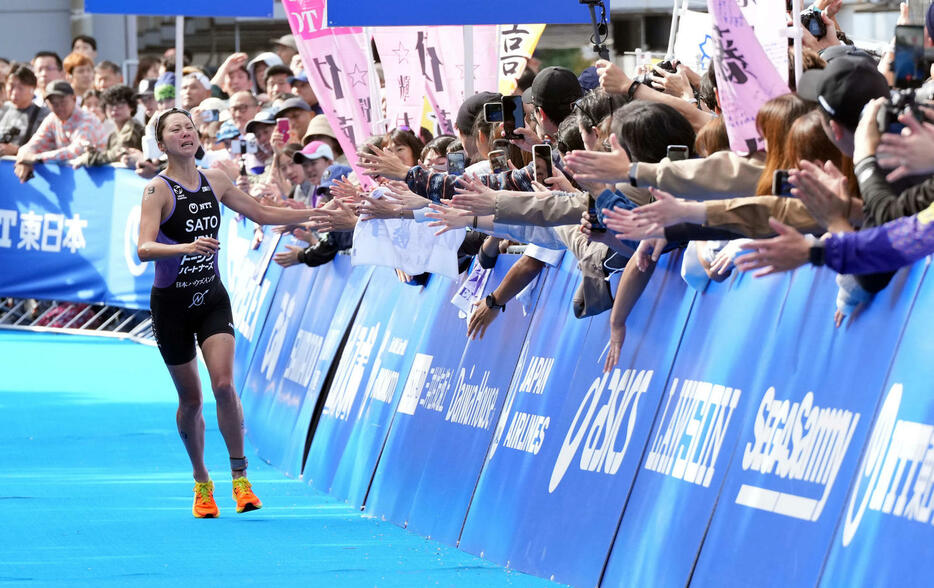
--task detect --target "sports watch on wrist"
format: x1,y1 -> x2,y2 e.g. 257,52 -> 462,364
485,293 -> 506,312
809,240 -> 826,266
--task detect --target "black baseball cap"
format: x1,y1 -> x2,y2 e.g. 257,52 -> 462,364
797,56 -> 889,131
456,91 -> 501,133
45,80 -> 74,99
527,66 -> 583,110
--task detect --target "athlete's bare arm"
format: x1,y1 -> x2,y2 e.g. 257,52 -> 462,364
137,179 -> 220,261
203,168 -> 317,227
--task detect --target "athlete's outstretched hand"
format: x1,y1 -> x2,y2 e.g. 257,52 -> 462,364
184,237 -> 220,256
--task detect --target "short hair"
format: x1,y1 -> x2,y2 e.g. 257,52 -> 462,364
96,61 -> 121,75
573,88 -> 630,130
420,135 -> 456,161
71,35 -> 97,51
611,101 -> 696,163
264,64 -> 293,83
83,88 -> 102,102
698,61 -> 718,112
8,64 -> 38,88
555,113 -> 585,154
33,51 -> 63,70
63,52 -> 94,76
386,127 -> 425,160
101,84 -> 136,108
228,90 -> 258,106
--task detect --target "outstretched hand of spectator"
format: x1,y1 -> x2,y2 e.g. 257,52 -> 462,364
736,218 -> 810,277
603,207 -> 664,241
451,179 -> 497,216
273,245 -> 304,268
305,198 -> 358,232
467,300 -> 499,340
357,145 -> 410,180
634,237 -> 667,272
329,177 -> 361,202
424,202 -> 475,236
632,187 -> 702,227
385,181 -> 432,210
877,106 -> 934,182
603,323 -> 626,374
564,134 -> 632,183
790,160 -> 854,232
357,192 -> 402,221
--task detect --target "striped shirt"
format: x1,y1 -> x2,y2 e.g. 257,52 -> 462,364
20,106 -> 109,162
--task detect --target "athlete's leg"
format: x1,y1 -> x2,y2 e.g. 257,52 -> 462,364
199,332 -> 247,478
165,358 -> 209,483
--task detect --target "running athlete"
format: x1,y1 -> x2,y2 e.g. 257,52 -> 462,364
137,109 -> 317,518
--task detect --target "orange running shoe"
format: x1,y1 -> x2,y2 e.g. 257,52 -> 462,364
232,477 -> 262,513
192,480 -> 219,518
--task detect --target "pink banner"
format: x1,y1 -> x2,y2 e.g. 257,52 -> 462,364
422,28 -> 457,134
284,0 -> 376,178
708,0 -> 790,154
372,26 -> 427,131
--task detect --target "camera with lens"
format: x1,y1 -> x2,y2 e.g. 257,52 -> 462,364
656,60 -> 678,74
0,127 -> 21,145
800,8 -> 826,40
876,88 -> 926,134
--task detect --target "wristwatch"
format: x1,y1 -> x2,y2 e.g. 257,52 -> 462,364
628,161 -> 639,188
485,293 -> 506,312
809,240 -> 826,266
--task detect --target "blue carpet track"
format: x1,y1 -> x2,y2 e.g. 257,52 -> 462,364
0,331 -> 559,587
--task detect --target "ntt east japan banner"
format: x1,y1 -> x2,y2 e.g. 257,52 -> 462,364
0,161 -> 154,309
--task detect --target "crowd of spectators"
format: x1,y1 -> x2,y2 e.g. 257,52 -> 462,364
4,2 -> 934,368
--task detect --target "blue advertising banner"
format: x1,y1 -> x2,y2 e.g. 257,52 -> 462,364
85,0 -> 273,17
281,259 -> 372,477
820,261 -> 934,586
366,255 -> 543,545
690,263 -> 926,587
458,252 -> 695,587
0,161 -> 153,309
328,0 -> 589,25
302,267 -> 405,492
216,215 -> 284,393
601,268 -> 792,588
328,272 -> 453,508
363,268 -> 472,527
240,248 -> 319,469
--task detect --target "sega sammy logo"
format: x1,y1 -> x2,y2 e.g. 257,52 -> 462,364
548,369 -> 653,493
842,384 -> 934,546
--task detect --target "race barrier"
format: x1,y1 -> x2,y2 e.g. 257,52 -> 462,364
5,165 -> 934,586
0,160 -> 153,309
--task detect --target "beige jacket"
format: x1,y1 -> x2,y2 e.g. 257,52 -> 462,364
493,184 -> 651,227
635,151 -> 766,201
704,196 -> 821,237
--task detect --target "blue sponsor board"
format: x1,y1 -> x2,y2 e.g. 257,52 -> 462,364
601,268 -> 792,587
0,162 -> 153,308
328,0 -> 589,26
691,263 -> 926,587
380,255 -> 542,545
216,216 -> 284,393
303,267 -> 404,492
821,263 -> 934,586
458,252 -> 695,587
329,273 -> 453,508
240,249 -> 318,469
85,0 -> 272,17
283,259 -> 372,477
363,267 -> 473,528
